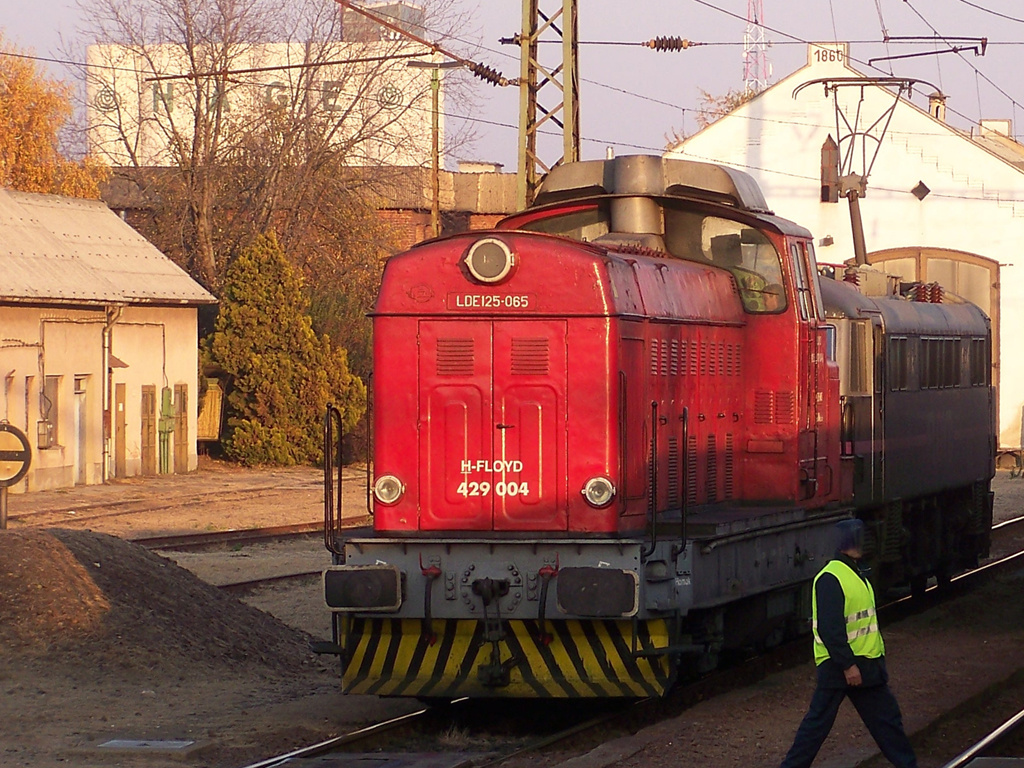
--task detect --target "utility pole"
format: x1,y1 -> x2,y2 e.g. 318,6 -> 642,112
515,0 -> 580,207
409,59 -> 461,238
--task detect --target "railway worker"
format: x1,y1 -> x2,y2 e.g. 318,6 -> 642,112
778,519 -> 918,768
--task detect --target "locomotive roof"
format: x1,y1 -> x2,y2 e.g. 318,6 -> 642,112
820,275 -> 989,336
533,155 -> 773,214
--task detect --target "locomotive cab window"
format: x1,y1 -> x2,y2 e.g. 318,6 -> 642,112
664,209 -> 786,314
517,203 -> 611,242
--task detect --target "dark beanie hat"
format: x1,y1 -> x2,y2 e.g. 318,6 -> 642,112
835,519 -> 864,553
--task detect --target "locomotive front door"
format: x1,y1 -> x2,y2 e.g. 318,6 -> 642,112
419,321 -> 494,530
418,320 -> 567,531
492,320 -> 567,531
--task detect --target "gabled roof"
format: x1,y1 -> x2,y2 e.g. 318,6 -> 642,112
669,42 -> 1024,182
0,188 -> 216,306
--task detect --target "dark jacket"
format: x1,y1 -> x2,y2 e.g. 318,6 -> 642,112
814,552 -> 889,689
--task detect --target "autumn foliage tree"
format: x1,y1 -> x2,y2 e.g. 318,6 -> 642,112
207,232 -> 366,465
0,37 -> 108,197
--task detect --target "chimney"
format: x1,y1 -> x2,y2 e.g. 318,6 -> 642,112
929,92 -> 947,122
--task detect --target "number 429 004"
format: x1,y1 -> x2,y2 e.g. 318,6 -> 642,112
457,481 -> 530,497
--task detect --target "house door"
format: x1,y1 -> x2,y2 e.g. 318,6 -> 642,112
74,376 -> 87,485
141,385 -> 156,476
174,384 -> 188,474
115,384 -> 126,478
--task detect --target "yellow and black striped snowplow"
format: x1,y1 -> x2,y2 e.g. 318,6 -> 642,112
339,617 -> 674,698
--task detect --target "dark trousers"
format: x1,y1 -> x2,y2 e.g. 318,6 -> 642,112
778,682 -> 918,768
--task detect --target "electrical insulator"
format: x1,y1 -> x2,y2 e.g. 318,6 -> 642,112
646,36 -> 694,52
469,61 -> 508,87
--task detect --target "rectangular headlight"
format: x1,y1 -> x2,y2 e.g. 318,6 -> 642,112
323,565 -> 402,612
556,567 -> 639,617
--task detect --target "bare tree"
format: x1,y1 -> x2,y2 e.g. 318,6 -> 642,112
77,0 -> 469,288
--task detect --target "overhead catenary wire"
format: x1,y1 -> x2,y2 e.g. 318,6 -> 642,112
333,0 -> 513,87
12,0 -> 1024,153
952,0 -> 1024,25
7,30 -> 1024,139
900,0 -> 1024,123
689,0 -> 1024,138
143,51 -> 429,82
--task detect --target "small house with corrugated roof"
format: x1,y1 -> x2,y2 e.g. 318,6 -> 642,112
0,188 -> 216,492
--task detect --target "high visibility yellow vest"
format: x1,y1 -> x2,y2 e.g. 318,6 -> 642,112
812,559 -> 885,665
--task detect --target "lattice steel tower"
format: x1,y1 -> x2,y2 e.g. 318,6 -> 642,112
743,0 -> 770,92
516,0 -> 580,207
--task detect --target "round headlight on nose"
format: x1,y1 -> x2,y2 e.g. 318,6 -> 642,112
373,475 -> 405,505
582,476 -> 616,508
464,237 -> 515,284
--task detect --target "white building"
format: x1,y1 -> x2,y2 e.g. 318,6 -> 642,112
668,42 -> 1024,453
86,40 -> 440,168
0,189 -> 216,492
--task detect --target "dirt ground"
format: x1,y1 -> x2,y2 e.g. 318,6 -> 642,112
2,462 -> 1024,768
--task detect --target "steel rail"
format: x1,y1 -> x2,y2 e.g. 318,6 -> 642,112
993,514 -> 1024,530
131,522 -> 326,550
939,706 -> 1024,768
218,570 -> 322,594
237,707 -> 433,768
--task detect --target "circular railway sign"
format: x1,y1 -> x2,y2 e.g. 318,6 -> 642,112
0,423 -> 32,488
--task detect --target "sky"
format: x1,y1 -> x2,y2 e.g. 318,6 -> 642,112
3,0 -> 1024,170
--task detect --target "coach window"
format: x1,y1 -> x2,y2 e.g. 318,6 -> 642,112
824,325 -> 837,362
849,320 -> 872,395
889,337 -> 909,391
945,338 -> 960,388
970,338 -> 989,386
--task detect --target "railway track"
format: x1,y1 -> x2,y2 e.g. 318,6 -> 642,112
5,483 -> 325,528
134,521 -> 326,550
235,537 -> 1024,768
237,697 -> 631,768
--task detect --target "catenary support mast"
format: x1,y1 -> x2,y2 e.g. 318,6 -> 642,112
517,0 -> 579,207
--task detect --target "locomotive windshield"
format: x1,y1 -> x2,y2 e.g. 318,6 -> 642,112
518,205 -> 611,242
517,199 -> 786,313
667,210 -> 786,313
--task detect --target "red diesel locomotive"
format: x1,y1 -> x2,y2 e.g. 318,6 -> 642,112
320,155 -> 993,698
